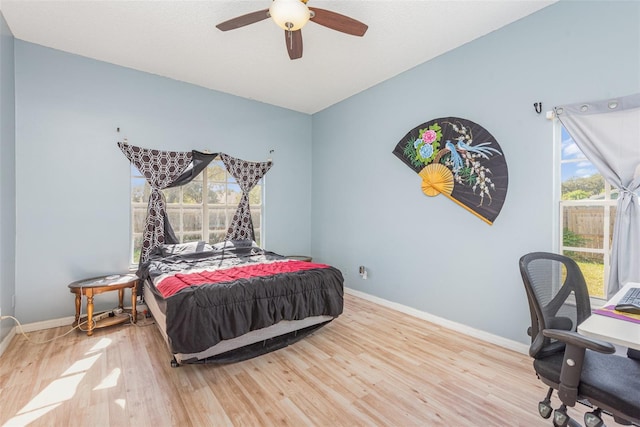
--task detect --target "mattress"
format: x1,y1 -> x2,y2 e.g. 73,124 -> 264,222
144,283 -> 333,363
138,240 -> 344,364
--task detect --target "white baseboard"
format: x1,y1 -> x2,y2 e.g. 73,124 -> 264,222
17,316 -> 77,333
1,306 -> 146,340
0,315 -> 76,334
0,315 -> 77,359
345,287 -> 529,355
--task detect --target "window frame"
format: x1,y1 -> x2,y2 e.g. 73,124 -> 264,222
553,119 -> 615,303
129,158 -> 265,266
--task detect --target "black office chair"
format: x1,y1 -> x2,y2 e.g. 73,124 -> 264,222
519,252 -> 640,427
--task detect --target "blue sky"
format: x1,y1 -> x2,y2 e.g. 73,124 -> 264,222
561,126 -> 598,182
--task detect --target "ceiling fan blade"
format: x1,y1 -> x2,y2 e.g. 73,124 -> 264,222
309,7 -> 368,37
216,9 -> 270,31
285,30 -> 303,60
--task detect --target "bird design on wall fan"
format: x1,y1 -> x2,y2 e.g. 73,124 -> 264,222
215,0 -> 368,60
392,117 -> 509,225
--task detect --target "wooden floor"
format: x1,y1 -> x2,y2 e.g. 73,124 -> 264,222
1,294 -> 594,426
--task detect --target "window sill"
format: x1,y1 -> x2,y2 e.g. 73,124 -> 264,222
589,296 -> 607,310
564,294 -> 607,311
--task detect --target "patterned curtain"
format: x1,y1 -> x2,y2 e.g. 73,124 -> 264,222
221,153 -> 273,241
118,142 -> 194,264
119,143 -> 271,263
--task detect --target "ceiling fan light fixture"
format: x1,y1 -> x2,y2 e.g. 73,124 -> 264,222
269,0 -> 311,31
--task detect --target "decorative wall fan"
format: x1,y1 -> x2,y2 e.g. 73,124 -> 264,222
392,117 -> 509,225
216,0 -> 368,60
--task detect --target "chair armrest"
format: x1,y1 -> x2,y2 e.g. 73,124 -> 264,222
542,329 -> 615,354
541,329 -> 615,407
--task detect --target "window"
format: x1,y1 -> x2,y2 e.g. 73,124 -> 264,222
557,124 -> 616,299
130,158 -> 264,264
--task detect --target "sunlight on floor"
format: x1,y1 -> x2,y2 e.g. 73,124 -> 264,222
1,338 -> 113,427
87,337 -> 112,354
94,368 -> 121,391
115,398 -> 126,410
61,353 -> 101,376
2,404 -> 63,427
20,372 -> 87,413
4,372 -> 86,426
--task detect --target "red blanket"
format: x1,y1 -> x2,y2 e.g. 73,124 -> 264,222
156,260 -> 329,298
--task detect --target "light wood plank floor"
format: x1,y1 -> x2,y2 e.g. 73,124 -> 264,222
1,294 -> 594,426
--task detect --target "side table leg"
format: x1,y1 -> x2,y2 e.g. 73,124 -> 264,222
74,293 -> 81,326
118,288 -> 124,309
131,285 -> 137,324
86,291 -> 94,336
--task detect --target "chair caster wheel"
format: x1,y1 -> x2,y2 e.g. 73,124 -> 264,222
584,410 -> 604,427
553,406 -> 570,427
538,399 -> 553,419
170,358 -> 179,368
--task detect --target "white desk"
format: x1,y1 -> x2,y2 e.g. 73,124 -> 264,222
578,282 -> 640,351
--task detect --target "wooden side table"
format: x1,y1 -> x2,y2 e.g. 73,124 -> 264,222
68,273 -> 138,336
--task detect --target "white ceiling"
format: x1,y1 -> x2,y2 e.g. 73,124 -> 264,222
0,0 -> 557,114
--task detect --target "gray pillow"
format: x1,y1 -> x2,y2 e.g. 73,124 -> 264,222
212,239 -> 259,251
161,241 -> 213,256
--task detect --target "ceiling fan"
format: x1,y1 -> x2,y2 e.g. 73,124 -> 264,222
216,0 -> 368,60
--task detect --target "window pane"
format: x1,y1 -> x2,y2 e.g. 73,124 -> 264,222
209,208 -> 228,230
183,210 -> 202,232
167,210 -> 181,232
227,183 -> 242,205
564,251 -> 605,299
183,181 -> 203,204
561,171 -> 605,200
249,185 -> 262,206
251,209 -> 261,229
562,206 -> 604,249
132,208 -> 147,233
561,126 -> 591,162
207,162 -> 227,182
132,178 -> 150,203
164,187 -> 181,204
208,231 -> 227,245
131,164 -> 143,177
183,233 -> 202,243
132,235 -> 143,264
208,183 -> 227,204
561,130 -> 605,200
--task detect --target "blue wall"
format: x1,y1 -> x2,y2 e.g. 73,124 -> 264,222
8,1 -> 640,347
311,0 -> 640,344
0,12 -> 16,343
14,42 -> 312,323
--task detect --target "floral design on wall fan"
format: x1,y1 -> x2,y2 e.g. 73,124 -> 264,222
402,120 -> 501,206
407,124 -> 442,164
393,116 -> 509,225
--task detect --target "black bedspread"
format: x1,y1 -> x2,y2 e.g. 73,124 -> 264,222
139,242 -> 344,355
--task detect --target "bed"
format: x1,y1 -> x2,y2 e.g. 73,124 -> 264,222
138,240 -> 344,366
